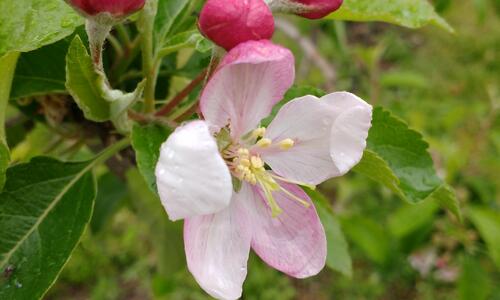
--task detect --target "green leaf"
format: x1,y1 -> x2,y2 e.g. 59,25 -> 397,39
90,173 -> 127,233
154,0 -> 192,47
0,0 -> 83,56
10,35 -> 75,100
131,123 -> 172,193
0,52 -> 20,191
353,107 -> 461,220
458,256 -> 492,300
307,189 -> 352,277
327,0 -> 453,32
158,30 -> 212,57
65,36 -> 145,130
467,207 -> 500,269
0,157 -> 96,299
0,143 -> 8,192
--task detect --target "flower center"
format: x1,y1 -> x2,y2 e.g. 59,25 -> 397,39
220,127 -> 312,217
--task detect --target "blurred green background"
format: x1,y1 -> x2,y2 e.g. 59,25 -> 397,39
6,0 -> 498,299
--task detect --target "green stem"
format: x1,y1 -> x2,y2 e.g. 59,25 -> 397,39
138,0 -> 158,114
0,52 -> 20,144
94,137 -> 131,167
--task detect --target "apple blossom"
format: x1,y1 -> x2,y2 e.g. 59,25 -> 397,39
155,40 -> 372,299
198,0 -> 275,50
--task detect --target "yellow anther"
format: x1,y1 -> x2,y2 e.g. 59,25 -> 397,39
238,148 -> 249,156
250,156 -> 264,169
256,138 -> 272,148
279,138 -> 295,150
240,158 -> 251,167
252,127 -> 266,138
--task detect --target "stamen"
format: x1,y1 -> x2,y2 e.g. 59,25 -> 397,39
256,138 -> 272,148
250,156 -> 264,168
270,173 -> 316,190
240,158 -> 250,167
252,127 -> 266,139
258,178 -> 283,217
278,138 -> 295,150
279,185 -> 311,208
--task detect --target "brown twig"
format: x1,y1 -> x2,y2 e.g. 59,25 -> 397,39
155,69 -> 208,117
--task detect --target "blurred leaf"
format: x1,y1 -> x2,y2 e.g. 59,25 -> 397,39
341,216 -> 392,265
10,123 -> 54,163
0,157 -> 95,299
308,189 -> 352,277
354,107 -> 461,220
458,256 -> 492,300
0,52 -> 20,191
11,35 -> 74,100
126,168 -> 185,276
90,172 -> 127,233
131,123 -> 172,194
65,36 -> 144,130
327,0 -> 453,32
467,207 -> 500,269
388,198 -> 439,238
380,70 -> 429,89
0,0 -> 83,56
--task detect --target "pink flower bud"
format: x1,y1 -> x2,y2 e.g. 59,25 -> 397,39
66,0 -> 145,18
295,0 -> 343,19
199,0 -> 275,51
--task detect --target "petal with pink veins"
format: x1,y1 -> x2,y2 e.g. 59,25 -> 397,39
184,185 -> 254,300
261,92 -> 372,184
249,181 -> 327,278
200,40 -> 295,139
155,120 -> 232,221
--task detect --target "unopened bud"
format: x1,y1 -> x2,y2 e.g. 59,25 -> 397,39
199,0 -> 275,50
66,0 -> 145,19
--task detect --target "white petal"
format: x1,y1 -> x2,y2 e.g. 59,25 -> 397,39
261,96 -> 340,185
324,92 -> 372,175
261,92 -> 372,184
155,121 -> 232,221
184,187 -> 253,300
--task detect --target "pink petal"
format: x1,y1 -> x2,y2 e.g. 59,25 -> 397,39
155,121 -> 232,221
248,181 -> 327,278
261,92 -> 372,184
200,40 -> 294,139
184,187 -> 253,300
324,92 -> 372,175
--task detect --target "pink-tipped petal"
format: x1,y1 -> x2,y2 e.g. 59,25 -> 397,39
155,121 -> 232,221
261,92 -> 372,184
249,181 -> 327,278
199,0 -> 275,51
184,187 -> 253,300
324,92 -> 372,175
294,0 -> 343,19
200,40 -> 295,139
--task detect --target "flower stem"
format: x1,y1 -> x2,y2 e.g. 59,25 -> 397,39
85,19 -> 112,73
138,0 -> 158,114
